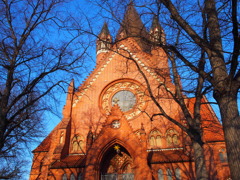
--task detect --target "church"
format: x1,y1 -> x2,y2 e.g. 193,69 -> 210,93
30,3 -> 230,180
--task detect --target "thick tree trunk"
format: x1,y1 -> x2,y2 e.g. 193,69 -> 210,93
0,115 -> 7,152
216,94 -> 240,180
192,140 -> 209,180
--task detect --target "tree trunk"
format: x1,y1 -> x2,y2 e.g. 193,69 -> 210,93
216,93 -> 240,180
192,140 -> 209,180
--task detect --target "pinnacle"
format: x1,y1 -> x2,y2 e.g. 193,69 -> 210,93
151,15 -> 162,30
99,22 -> 110,36
68,79 -> 75,93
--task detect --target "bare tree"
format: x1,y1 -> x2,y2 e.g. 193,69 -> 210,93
156,0 -> 240,179
0,0 -> 89,178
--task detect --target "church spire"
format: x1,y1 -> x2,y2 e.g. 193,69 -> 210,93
96,22 -> 112,56
150,15 -> 166,45
116,2 -> 149,51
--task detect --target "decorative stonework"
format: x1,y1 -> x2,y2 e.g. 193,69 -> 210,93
72,43 -> 166,108
100,80 -> 147,120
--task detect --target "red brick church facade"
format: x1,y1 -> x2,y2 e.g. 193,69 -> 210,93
30,3 -> 230,180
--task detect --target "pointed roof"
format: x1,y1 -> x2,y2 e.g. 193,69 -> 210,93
99,22 -> 110,37
33,132 -> 53,152
150,15 -> 166,45
117,2 -> 147,37
151,15 -> 163,31
116,2 -> 149,51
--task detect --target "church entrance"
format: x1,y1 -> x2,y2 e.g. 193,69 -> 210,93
100,144 -> 134,180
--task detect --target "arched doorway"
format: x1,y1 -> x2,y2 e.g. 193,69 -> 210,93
100,144 -> 134,180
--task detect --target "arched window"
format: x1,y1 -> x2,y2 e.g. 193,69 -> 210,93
78,173 -> 82,180
166,129 -> 179,147
62,174 -> 67,180
149,129 -> 162,147
167,169 -> 173,180
72,135 -> 84,152
175,168 -> 181,180
60,131 -> 64,144
158,169 -> 164,180
70,173 -> 75,180
219,148 -> 227,163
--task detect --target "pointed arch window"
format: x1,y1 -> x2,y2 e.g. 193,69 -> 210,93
62,174 -> 67,180
175,168 -> 181,180
167,169 -> 173,180
158,169 -> 164,180
70,173 -> 75,180
166,129 -> 179,147
72,135 -> 84,152
60,131 -> 64,144
219,148 -> 227,163
78,173 -> 82,180
149,129 -> 162,148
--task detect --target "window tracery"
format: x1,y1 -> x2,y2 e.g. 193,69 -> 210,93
166,128 -> 179,147
149,129 -> 162,147
72,135 -> 84,152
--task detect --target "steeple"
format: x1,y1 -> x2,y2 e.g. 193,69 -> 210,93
116,2 -> 149,51
96,22 -> 112,55
150,15 -> 166,45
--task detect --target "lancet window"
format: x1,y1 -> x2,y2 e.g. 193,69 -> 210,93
62,174 -> 67,180
78,173 -> 83,180
59,131 -> 64,144
70,174 -> 75,180
158,169 -> 164,180
219,148 -> 228,163
175,168 -> 181,180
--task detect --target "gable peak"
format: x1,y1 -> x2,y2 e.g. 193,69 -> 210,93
110,104 -> 123,116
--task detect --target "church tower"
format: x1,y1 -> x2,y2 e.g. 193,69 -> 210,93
96,22 -> 112,64
30,2 -> 229,180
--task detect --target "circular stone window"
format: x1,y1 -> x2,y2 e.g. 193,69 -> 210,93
112,90 -> 136,112
100,80 -> 147,120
